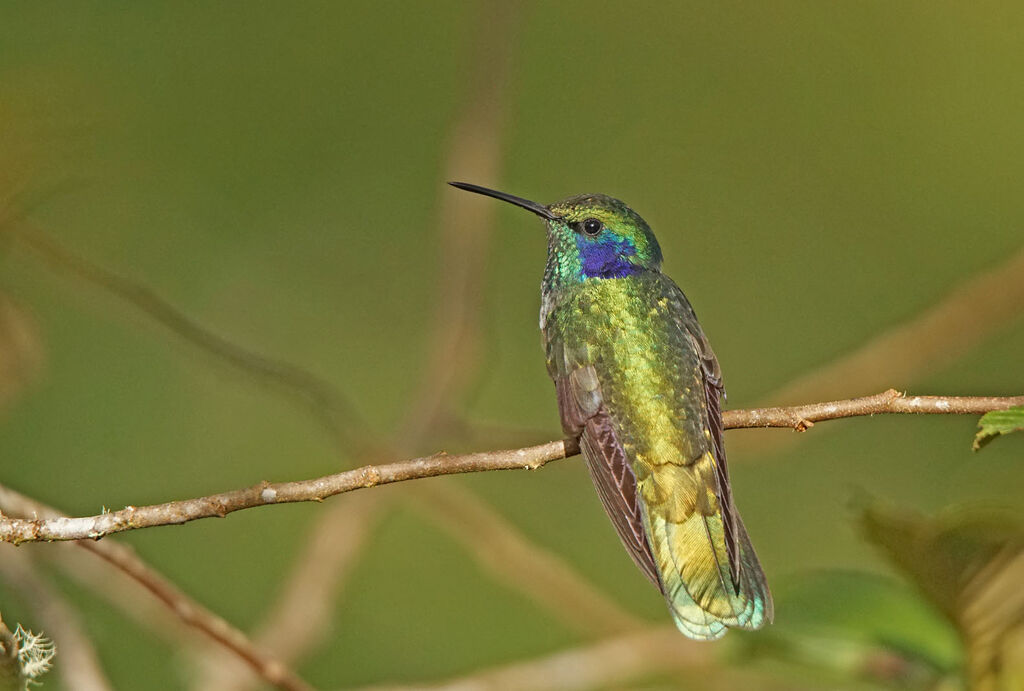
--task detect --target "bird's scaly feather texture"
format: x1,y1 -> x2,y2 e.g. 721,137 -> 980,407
543,271 -> 773,639
447,182 -> 771,639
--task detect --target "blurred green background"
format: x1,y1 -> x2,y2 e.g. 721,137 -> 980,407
1,2 -> 1022,689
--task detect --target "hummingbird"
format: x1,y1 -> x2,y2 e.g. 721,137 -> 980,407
450,182 -> 773,639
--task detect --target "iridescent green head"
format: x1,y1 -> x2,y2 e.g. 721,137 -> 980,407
449,182 -> 663,288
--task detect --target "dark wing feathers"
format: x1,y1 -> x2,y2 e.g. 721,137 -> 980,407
580,411 -> 661,586
554,370 -> 662,588
546,275 -> 771,637
548,285 -> 743,598
555,374 -> 591,436
680,318 -> 742,590
669,285 -> 771,628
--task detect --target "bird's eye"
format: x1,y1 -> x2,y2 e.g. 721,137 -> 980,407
581,218 -> 603,236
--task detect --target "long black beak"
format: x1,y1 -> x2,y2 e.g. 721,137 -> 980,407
448,181 -> 559,221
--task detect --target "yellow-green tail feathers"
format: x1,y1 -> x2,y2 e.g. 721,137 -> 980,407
644,505 -> 773,640
449,181 -> 778,640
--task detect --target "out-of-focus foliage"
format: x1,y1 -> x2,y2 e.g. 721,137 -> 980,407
0,293 -> 41,413
742,569 -> 959,689
862,502 -> 1024,690
0,2 -> 1022,689
974,406 -> 1024,451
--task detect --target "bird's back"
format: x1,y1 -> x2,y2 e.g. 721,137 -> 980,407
543,271 -> 772,639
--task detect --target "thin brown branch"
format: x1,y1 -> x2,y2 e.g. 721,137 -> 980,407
3,185 -> 353,688
82,542 -> 315,691
214,3 -> 533,683
0,487 -> 313,691
0,440 -> 573,544
7,95 -> 637,674
763,246 -> 1024,406
722,389 -> 1024,431
36,540 -> 191,643
10,171 -> 1022,684
2,391 -> 1021,545
726,245 -> 1024,459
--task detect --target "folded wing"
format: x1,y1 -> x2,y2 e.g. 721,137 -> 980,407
548,279 -> 772,640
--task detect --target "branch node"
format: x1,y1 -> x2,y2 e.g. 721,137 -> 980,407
4,393 -> 1024,545
794,418 -> 814,432
362,466 -> 383,489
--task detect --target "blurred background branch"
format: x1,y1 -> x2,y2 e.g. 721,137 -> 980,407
2,391 -> 1020,544
764,246 -> 1024,406
0,487 -> 312,691
0,548 -> 110,691
6,219 -> 374,459
1,3 -> 1023,690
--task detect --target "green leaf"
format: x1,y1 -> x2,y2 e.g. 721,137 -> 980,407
859,500 -> 1024,690
973,405 -> 1024,451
